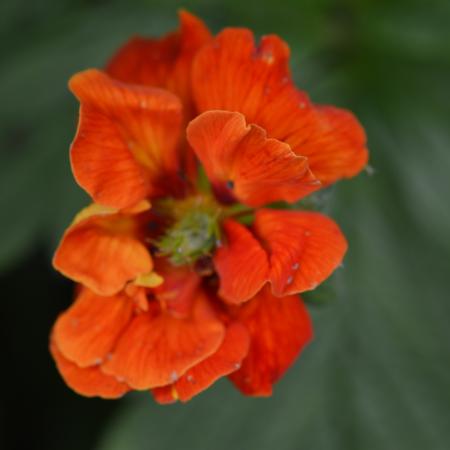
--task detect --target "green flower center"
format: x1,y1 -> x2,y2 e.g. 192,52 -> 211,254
155,196 -> 221,266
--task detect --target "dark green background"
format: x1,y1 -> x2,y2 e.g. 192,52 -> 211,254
1,0 -> 449,449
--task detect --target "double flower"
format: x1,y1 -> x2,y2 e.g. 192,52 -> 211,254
50,11 -> 368,403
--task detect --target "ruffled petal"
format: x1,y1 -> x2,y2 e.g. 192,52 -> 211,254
153,322 -> 250,403
193,28 -> 368,186
50,341 -> 130,399
53,288 -> 134,367
213,219 -> 269,304
187,110 -> 318,206
254,209 -> 348,296
106,10 -> 211,114
69,69 -> 183,209
193,29 -> 292,119
214,210 -> 346,302
102,291 -> 225,389
229,287 -> 312,396
53,203 -> 152,296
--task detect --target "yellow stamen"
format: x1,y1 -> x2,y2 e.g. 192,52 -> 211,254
134,271 -> 164,288
171,385 -> 179,401
73,203 -> 117,225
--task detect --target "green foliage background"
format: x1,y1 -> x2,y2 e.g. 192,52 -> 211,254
1,0 -> 449,449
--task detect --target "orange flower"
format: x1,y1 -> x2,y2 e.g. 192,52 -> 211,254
51,11 -> 368,402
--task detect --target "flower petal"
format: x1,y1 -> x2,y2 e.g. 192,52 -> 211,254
229,287 -> 313,396
193,28 -> 368,186
153,258 -> 201,318
300,105 -> 369,183
254,209 -> 348,296
50,341 -> 130,399
213,219 -> 269,304
187,110 -> 317,206
193,29 -> 292,119
153,322 -> 250,403
69,69 -> 183,209
53,288 -> 134,367
53,204 -> 152,296
151,385 -> 179,404
106,10 -> 211,114
102,291 -> 225,389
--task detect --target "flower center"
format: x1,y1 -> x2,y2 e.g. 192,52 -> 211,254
155,196 -> 221,266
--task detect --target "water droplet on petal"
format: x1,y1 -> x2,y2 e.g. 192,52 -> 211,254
169,370 -> 178,382
292,262 -> 300,270
261,51 -> 274,64
286,275 -> 294,285
187,374 -> 195,383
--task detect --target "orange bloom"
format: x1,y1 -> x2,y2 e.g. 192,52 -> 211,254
51,11 -> 368,402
